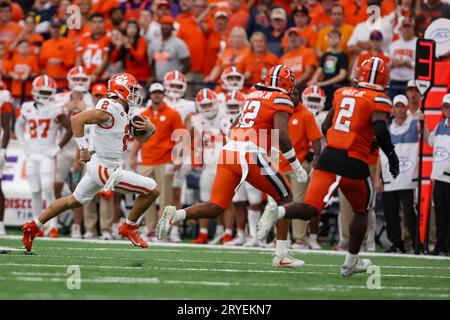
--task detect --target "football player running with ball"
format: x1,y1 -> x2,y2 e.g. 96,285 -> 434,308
157,65 -> 309,267
22,73 -> 160,252
257,57 -> 400,276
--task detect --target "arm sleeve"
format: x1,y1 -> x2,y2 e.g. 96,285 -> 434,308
372,120 -> 395,155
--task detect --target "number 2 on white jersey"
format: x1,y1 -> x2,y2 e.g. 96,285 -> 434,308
334,97 -> 355,133
237,100 -> 261,128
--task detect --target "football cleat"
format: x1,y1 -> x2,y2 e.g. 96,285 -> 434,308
83,231 -> 96,239
256,202 -> 279,241
71,224 -> 82,239
22,221 -> 40,252
101,231 -> 113,240
118,222 -> 148,248
192,232 -> 208,244
243,236 -> 265,247
308,239 -> 322,250
223,236 -> 245,246
222,233 -> 233,244
272,254 -> 305,268
341,257 -> 372,277
156,206 -> 176,241
209,232 -> 225,245
169,230 -> 182,243
291,240 -> 309,250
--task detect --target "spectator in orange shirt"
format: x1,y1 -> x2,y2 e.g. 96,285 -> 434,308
228,0 -> 250,32
5,39 -> 39,100
306,0 -> 332,30
281,4 -> 318,49
66,0 -> 93,46
280,28 -> 317,85
0,2 -> 23,53
204,26 -> 250,83
110,20 -> 151,82
131,83 -> 185,239
40,19 -> 76,89
203,10 -> 229,77
10,15 -> 44,57
279,87 -> 322,249
176,0 -> 208,97
242,31 -> 278,87
121,0 -> 152,21
76,13 -> 111,82
315,4 -> 354,57
1,0 -> 24,22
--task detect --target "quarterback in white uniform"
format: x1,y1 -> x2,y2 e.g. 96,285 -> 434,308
162,71 -> 196,242
53,66 -> 95,238
15,76 -> 73,237
0,81 -> 12,235
22,73 -> 160,252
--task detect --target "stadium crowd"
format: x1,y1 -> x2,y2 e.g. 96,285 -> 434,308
0,0 -> 450,255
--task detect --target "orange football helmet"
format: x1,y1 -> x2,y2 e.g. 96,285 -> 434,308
355,57 -> 390,92
163,70 -> 187,99
302,85 -> 326,113
108,73 -> 143,108
263,64 -> 295,95
32,75 -> 57,104
225,90 -> 245,116
220,66 -> 244,91
196,88 -> 218,119
67,66 -> 90,92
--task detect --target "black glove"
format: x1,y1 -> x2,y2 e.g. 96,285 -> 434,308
387,149 -> 400,179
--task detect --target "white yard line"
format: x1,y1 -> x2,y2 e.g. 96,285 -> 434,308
2,262 -> 450,279
2,235 -> 450,261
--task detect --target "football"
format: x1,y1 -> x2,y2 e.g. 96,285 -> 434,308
130,115 -> 147,136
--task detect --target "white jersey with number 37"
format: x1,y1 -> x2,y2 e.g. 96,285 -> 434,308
19,101 -> 62,154
93,98 -> 131,167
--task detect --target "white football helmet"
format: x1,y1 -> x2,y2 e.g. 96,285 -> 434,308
163,70 -> 187,99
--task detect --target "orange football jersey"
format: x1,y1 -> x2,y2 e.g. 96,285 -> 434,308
230,89 -> 294,151
77,33 -> 111,75
326,87 -> 392,164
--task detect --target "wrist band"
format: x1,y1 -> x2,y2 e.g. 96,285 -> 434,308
75,137 -> 89,150
290,158 -> 301,171
282,148 -> 296,161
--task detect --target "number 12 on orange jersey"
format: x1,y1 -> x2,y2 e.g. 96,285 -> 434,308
236,101 -> 261,128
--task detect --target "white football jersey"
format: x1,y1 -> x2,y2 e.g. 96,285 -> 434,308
54,91 -> 95,152
93,98 -> 131,167
164,96 -> 196,124
19,101 -> 63,154
191,110 -> 226,166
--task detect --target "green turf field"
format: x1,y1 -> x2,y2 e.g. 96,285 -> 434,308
0,236 -> 449,300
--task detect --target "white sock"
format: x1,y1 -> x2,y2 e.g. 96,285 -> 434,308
225,228 -> 232,235
170,225 -> 179,235
277,206 -> 286,219
275,240 -> 289,258
34,218 -> 43,228
126,219 -> 137,226
200,227 -> 208,234
344,252 -> 358,266
247,209 -> 261,237
174,209 -> 186,223
309,233 -> 318,242
237,229 -> 245,241
215,224 -> 224,235
31,191 -> 43,219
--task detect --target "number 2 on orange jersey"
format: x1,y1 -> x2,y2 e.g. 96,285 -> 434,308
237,100 -> 261,129
334,97 -> 355,133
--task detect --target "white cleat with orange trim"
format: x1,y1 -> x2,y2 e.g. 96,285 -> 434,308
272,254 -> 305,268
156,206 -> 176,240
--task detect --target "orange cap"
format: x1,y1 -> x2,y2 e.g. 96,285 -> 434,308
160,15 -> 174,25
91,83 -> 108,97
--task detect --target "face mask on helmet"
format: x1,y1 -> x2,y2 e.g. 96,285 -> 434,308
225,102 -> 243,116
198,102 -> 218,119
302,95 -> 325,113
69,75 -> 91,92
223,74 -> 244,91
165,82 -> 186,99
33,87 -> 55,104
127,84 -> 144,108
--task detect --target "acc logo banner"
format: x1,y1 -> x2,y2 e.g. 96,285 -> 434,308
425,18 -> 450,57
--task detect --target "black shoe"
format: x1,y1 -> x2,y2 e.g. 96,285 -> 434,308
385,245 -> 406,253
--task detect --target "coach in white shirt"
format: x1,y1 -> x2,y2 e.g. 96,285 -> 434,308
388,18 -> 417,99
428,94 -> 450,256
375,95 -> 418,253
